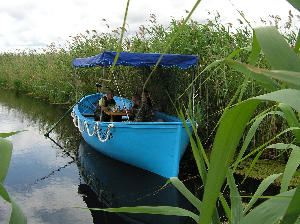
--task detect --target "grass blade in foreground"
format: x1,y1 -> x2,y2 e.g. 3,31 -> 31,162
243,173 -> 282,214
286,0 -> 300,12
80,206 -> 199,223
233,111 -> 284,171
199,89 -> 300,224
227,170 -> 243,224
0,136 -> 27,223
226,59 -> 300,90
241,190 -> 295,224
281,183 -> 300,224
170,177 -> 201,211
278,103 -> 300,143
267,143 -> 300,193
0,131 -> 26,138
0,137 -> 13,183
0,184 -> 27,224
255,26 -> 300,72
280,144 -> 300,193
0,183 -> 10,202
9,200 -> 27,224
198,100 -> 260,224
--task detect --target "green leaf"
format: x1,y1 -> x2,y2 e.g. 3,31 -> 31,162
255,26 -> 300,72
0,137 -> 13,183
9,199 -> 27,224
293,30 -> 300,54
238,127 -> 300,165
227,170 -> 243,224
0,131 -> 26,138
0,184 -> 27,223
226,59 -> 300,90
84,206 -> 199,222
267,143 -> 300,193
179,112 -> 207,182
0,183 -> 11,203
233,111 -> 284,171
225,59 -> 280,91
282,183 -> 300,224
109,0 -> 130,74
243,173 -> 282,214
286,0 -> 300,12
199,100 -> 260,224
219,193 -> 232,223
278,103 -> 300,143
238,32 -> 261,102
255,89 -> 300,112
243,149 -> 264,181
170,177 -> 201,211
199,89 -> 300,224
241,189 -> 295,224
248,32 -> 261,66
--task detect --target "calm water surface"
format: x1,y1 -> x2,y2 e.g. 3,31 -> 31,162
0,90 -> 192,224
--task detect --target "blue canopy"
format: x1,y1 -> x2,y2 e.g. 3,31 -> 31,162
73,50 -> 198,69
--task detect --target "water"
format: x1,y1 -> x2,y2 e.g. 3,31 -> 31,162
0,90 -> 193,224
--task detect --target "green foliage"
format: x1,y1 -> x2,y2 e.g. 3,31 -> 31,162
0,137 -> 12,183
0,133 -> 27,223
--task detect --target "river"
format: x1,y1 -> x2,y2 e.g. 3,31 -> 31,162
0,89 -> 194,224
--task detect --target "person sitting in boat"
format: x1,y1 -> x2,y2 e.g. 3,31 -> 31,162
134,91 -> 153,122
94,89 -> 116,122
142,89 -> 152,109
128,94 -> 141,121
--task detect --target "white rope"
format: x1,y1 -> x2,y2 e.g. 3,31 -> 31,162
71,111 -> 78,127
96,122 -> 114,142
84,121 -> 97,137
71,110 -> 114,143
77,116 -> 85,133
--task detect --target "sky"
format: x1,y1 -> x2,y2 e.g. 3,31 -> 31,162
0,0 -> 299,52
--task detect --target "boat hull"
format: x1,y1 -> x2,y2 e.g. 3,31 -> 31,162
72,94 -> 193,178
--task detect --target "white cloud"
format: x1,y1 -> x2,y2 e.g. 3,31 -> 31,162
0,0 -> 298,52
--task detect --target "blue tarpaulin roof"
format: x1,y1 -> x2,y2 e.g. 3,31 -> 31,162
73,50 -> 198,69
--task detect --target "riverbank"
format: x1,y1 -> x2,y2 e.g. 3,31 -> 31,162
236,158 -> 300,188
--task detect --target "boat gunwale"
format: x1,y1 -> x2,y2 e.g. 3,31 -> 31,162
73,94 -> 193,129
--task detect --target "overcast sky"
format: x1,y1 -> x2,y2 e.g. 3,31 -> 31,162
0,0 -> 298,52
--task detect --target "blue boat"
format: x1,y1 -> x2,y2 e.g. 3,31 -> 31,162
72,51 -> 198,178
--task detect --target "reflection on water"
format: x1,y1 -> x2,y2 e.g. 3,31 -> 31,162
77,141 -> 193,224
0,90 -> 91,224
0,89 -> 194,224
